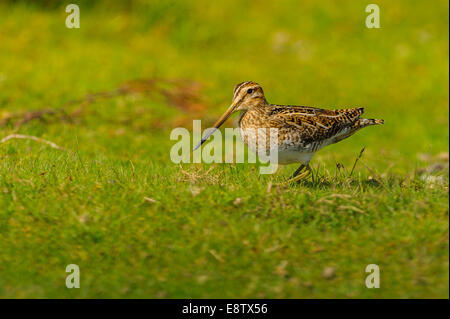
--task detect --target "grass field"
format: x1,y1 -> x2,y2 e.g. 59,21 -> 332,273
0,0 -> 448,298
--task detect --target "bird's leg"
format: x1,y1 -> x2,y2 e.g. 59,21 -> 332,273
285,164 -> 311,184
290,164 -> 305,179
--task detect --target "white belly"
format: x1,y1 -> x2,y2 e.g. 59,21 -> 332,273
277,149 -> 314,165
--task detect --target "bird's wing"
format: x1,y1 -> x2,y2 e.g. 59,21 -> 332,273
268,105 -> 364,144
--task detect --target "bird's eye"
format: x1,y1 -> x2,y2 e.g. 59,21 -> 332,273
247,88 -> 253,94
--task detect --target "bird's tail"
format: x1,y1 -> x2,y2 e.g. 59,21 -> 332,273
332,118 -> 384,143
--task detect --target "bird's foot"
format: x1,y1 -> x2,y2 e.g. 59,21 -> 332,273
284,166 -> 311,184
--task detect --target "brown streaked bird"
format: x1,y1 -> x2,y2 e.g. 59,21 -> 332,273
194,81 -> 384,182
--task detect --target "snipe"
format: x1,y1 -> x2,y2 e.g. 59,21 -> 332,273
194,81 -> 384,182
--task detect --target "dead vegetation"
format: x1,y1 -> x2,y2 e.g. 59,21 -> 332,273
177,165 -> 222,185
0,78 -> 206,130
0,134 -> 67,151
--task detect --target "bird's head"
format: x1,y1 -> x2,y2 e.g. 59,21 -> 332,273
231,81 -> 267,111
193,81 -> 267,150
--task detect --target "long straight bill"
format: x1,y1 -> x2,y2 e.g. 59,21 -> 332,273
193,103 -> 237,151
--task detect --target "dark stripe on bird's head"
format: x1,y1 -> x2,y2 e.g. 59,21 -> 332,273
233,81 -> 263,100
233,81 -> 252,99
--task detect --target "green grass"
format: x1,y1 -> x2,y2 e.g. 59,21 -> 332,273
0,0 -> 448,298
